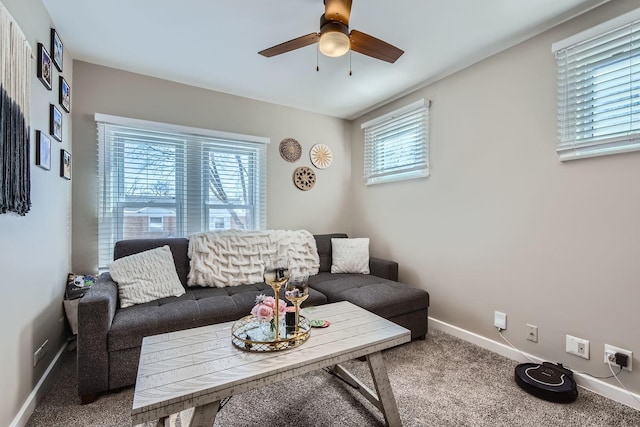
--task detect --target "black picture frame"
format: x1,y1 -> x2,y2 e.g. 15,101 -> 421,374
50,104 -> 62,142
36,131 -> 51,171
51,28 -> 63,72
37,43 -> 52,90
60,149 -> 71,180
59,76 -> 70,113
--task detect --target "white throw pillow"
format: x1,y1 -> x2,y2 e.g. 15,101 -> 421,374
331,238 -> 370,274
109,245 -> 185,308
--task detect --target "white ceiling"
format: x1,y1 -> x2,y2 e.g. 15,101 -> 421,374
42,0 -> 608,120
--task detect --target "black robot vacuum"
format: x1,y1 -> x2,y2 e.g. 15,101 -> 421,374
514,362 -> 578,403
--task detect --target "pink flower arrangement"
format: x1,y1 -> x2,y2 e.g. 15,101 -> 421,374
251,294 -> 286,322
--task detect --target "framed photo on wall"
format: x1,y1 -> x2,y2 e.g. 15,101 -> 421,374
60,149 -> 71,180
50,104 -> 62,142
37,43 -> 52,90
36,131 -> 51,170
51,28 -> 63,72
59,76 -> 70,112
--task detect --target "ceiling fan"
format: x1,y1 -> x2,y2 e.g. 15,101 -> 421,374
258,0 -> 404,64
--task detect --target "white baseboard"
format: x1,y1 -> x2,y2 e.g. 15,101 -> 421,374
429,317 -> 640,411
10,342 -> 68,427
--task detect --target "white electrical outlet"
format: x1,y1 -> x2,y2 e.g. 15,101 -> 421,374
604,344 -> 633,372
566,335 -> 589,359
494,311 -> 507,330
526,324 -> 538,343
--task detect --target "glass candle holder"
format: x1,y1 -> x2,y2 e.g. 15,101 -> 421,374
263,256 -> 289,341
285,273 -> 309,337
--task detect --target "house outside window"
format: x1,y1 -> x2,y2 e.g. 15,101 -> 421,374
96,114 -> 268,269
362,99 -> 429,185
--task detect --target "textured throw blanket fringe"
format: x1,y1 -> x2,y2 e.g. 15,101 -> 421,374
0,3 -> 32,215
188,229 -> 320,288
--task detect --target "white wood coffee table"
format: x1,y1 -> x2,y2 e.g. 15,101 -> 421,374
131,301 -> 411,427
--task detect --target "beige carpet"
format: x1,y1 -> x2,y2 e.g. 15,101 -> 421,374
27,329 -> 640,426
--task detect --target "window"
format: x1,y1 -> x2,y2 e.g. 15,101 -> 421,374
553,9 -> 640,161
212,217 -> 226,229
148,216 -> 164,232
362,99 -> 429,185
96,114 -> 268,269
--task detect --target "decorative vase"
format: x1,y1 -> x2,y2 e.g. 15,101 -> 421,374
259,317 -> 286,341
260,320 -> 276,341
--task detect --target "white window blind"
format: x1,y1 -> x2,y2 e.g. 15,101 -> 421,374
553,8 -> 640,161
96,114 -> 268,269
362,99 -> 429,185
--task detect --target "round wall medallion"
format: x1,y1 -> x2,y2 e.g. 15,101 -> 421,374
310,143 -> 333,169
293,166 -> 316,191
279,138 -> 302,162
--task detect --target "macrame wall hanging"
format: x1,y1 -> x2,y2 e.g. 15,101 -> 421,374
0,2 -> 32,215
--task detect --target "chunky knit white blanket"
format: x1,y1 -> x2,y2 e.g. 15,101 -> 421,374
187,229 -> 320,287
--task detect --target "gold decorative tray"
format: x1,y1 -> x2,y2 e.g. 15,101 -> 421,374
231,314 -> 311,352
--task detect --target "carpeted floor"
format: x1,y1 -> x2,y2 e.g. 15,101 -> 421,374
27,329 -> 640,427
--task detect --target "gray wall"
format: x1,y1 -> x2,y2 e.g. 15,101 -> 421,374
351,0 -> 640,393
71,61 -> 352,274
0,0 -> 72,425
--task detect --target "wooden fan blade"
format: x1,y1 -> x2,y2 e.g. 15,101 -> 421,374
349,30 -> 404,63
324,0 -> 352,25
258,33 -> 320,57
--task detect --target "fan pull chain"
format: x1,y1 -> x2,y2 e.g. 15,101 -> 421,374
349,50 -> 352,76
317,45 -> 319,72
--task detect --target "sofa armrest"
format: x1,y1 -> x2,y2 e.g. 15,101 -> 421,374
369,257 -> 398,281
77,272 -> 118,399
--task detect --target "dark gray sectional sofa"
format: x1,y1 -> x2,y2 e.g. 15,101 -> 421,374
77,233 -> 430,403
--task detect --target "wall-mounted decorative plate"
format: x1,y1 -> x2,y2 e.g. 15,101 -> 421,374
279,138 -> 302,162
310,143 -> 333,169
293,166 -> 316,191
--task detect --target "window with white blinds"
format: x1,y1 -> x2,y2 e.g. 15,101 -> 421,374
96,114 -> 268,269
553,8 -> 640,161
362,99 -> 429,185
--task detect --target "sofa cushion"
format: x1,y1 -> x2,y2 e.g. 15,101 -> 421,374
308,272 -> 429,319
109,245 -> 186,308
108,282 -> 327,352
331,238 -> 370,274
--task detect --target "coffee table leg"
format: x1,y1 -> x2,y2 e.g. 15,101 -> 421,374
156,412 -> 178,427
177,401 -> 220,427
332,351 -> 402,427
367,351 -> 402,427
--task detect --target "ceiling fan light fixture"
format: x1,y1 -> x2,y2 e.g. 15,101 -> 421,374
319,31 -> 350,57
318,17 -> 350,58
